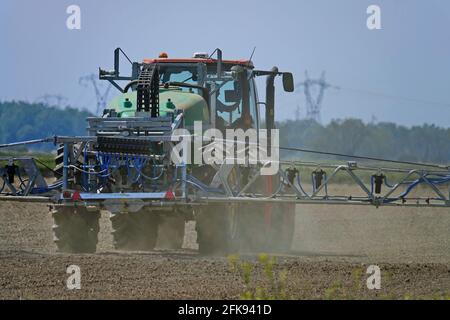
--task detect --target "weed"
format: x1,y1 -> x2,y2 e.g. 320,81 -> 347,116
227,253 -> 289,300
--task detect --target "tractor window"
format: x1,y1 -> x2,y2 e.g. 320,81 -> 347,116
215,78 -> 258,130
159,67 -> 198,92
216,80 -> 242,126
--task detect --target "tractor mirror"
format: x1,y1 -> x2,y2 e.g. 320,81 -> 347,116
282,72 -> 294,92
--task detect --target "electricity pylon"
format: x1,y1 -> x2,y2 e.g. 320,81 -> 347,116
79,74 -> 112,115
296,71 -> 339,123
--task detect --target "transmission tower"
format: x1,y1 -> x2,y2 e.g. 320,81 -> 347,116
79,74 -> 112,115
296,71 -> 338,123
35,94 -> 68,108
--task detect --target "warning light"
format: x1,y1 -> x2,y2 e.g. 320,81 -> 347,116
165,189 -> 175,200
159,52 -> 168,58
62,190 -> 72,199
72,191 -> 82,201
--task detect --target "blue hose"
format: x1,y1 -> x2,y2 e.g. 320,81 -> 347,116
383,175 -> 450,203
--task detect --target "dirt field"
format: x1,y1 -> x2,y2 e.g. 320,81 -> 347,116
0,187 -> 449,299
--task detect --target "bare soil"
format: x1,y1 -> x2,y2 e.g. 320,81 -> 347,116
0,187 -> 449,299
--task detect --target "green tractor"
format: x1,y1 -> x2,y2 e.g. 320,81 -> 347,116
50,48 -> 295,254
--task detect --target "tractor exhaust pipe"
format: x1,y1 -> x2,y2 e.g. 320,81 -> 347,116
265,66 -> 278,131
265,66 -> 279,157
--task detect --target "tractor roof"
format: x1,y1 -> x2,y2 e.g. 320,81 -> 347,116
142,58 -> 254,68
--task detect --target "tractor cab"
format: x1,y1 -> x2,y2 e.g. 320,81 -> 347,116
99,49 -> 294,133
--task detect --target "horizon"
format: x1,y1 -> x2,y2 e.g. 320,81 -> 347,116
1,99 -> 449,130
2,0 -> 450,127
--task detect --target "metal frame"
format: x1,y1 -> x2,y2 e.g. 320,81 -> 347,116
2,145 -> 449,209
1,49 -> 448,211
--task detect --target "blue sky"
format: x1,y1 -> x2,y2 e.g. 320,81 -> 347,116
1,0 -> 450,127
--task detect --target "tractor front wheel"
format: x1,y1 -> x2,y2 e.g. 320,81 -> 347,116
232,203 -> 296,254
157,215 -> 185,249
110,211 -> 159,251
52,206 -> 100,253
267,203 -> 296,253
195,205 -> 233,255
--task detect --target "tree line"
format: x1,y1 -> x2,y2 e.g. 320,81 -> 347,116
0,101 -> 448,164
278,119 -> 450,164
0,101 -> 92,151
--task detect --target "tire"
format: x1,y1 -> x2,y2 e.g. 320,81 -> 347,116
232,203 -> 295,254
52,206 -> 100,253
232,174 -> 295,254
110,210 -> 159,251
195,205 -> 233,255
157,215 -> 185,249
232,204 -> 267,253
194,171 -> 295,255
266,203 -> 296,253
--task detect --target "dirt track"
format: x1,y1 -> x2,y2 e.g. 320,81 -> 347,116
0,193 -> 449,299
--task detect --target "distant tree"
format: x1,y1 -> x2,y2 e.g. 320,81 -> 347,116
1,101 -> 448,164
276,119 -> 450,165
0,101 -> 93,151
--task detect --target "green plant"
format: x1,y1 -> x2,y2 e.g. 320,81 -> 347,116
227,253 -> 289,300
324,280 -> 343,300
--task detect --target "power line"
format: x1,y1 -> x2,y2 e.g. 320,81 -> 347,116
339,86 -> 450,108
279,145 -> 448,169
35,94 -> 68,108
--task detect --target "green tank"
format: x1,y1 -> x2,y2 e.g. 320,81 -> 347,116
107,87 -> 209,126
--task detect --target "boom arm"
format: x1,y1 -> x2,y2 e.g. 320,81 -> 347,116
1,136 -> 449,209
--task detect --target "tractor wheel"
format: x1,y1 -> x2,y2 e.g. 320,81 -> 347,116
267,203 -> 296,253
157,215 -> 185,249
231,203 -> 296,254
52,206 -> 100,253
195,205 -> 233,255
110,211 -> 159,251
232,204 -> 267,253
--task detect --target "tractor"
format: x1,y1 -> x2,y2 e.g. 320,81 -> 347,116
2,49 -> 448,255
50,48 -> 296,254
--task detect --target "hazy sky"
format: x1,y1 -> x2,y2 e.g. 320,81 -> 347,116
1,0 -> 450,127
